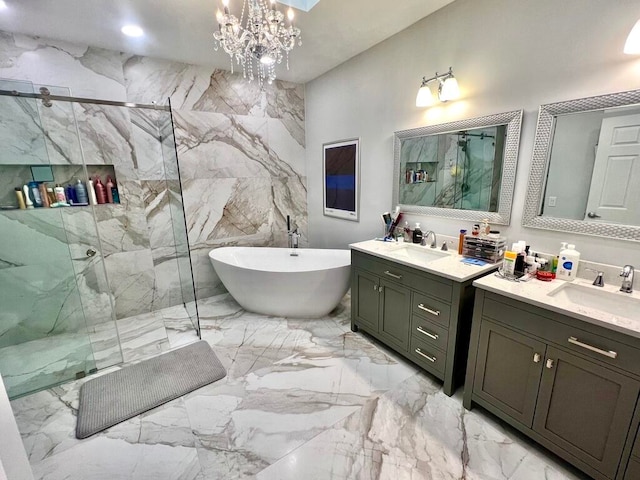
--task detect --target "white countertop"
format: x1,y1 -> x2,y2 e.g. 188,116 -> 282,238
349,239 -> 498,282
473,273 -> 640,340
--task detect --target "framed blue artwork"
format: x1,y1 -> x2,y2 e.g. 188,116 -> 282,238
323,138 -> 360,221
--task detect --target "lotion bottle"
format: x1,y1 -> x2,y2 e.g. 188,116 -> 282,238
412,223 -> 423,244
88,178 -> 98,205
15,188 -> 26,209
23,185 -> 34,209
556,243 -> 580,281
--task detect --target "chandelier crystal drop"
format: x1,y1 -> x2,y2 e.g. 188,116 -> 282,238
213,0 -> 302,88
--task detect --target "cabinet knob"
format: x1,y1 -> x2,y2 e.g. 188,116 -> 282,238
378,286 -> 383,292
373,284 -> 378,291
546,358 -> 554,369
533,353 -> 541,363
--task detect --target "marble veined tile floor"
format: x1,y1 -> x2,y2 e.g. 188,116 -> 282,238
9,293 -> 588,479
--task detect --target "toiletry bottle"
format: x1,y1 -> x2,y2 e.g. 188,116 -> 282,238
557,243 -> 580,281
112,186 -> 120,204
54,184 -> 67,203
75,179 -> 89,204
94,177 -> 107,204
88,178 -> 98,205
412,223 -> 423,244
15,188 -> 26,209
106,176 -> 114,203
23,185 -> 34,209
28,181 -> 43,208
481,218 -> 490,236
458,229 -> 467,255
46,187 -> 56,205
503,251 -> 517,276
39,183 -> 50,208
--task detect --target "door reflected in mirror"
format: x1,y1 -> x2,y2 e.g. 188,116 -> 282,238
542,105 -> 640,225
522,89 -> 640,242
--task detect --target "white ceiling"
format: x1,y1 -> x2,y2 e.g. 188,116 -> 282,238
0,0 -> 454,84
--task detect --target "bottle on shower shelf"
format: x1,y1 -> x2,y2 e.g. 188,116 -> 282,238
106,176 -> 114,203
94,176 -> 107,204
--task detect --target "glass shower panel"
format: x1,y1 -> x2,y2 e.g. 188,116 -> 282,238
161,109 -> 199,336
0,84 -> 99,398
36,95 -> 123,371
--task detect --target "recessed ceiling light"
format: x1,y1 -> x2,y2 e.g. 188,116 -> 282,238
0,1 -> 8,10
121,25 -> 144,37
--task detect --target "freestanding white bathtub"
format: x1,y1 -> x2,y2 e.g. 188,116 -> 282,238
208,247 -> 351,318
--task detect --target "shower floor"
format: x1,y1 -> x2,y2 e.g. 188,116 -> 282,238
0,303 -> 199,399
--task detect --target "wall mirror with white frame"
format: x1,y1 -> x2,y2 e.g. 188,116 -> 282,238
393,110 -> 523,225
522,89 -> 640,242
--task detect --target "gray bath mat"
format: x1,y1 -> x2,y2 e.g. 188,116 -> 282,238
76,340 -> 226,439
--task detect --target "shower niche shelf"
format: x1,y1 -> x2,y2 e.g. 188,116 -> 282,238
403,160 -> 439,184
0,163 -> 122,209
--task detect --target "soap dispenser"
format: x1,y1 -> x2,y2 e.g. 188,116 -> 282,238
412,223 -> 423,244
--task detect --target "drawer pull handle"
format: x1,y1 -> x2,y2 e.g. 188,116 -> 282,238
384,270 -> 402,280
373,284 -> 378,291
533,353 -> 541,363
417,304 -> 441,316
416,326 -> 439,340
568,336 -> 618,359
546,358 -> 554,369
414,348 -> 436,363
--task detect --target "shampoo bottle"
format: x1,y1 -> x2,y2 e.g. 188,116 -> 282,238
556,243 -> 580,281
458,229 -> 467,255
106,176 -> 114,203
28,181 -> 43,208
94,177 -> 107,204
15,188 -> 26,209
88,178 -> 98,205
54,184 -> 67,203
75,179 -> 89,204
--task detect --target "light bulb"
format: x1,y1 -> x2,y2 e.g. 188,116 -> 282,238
216,10 -> 223,23
439,76 -> 460,102
416,85 -> 434,107
222,0 -> 229,6
260,54 -> 276,66
121,25 -> 144,37
0,1 -> 7,10
624,19 -> 640,54
287,8 -> 294,22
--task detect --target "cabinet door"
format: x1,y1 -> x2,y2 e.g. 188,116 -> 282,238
473,320 -> 546,428
533,346 -> 640,479
378,279 -> 411,351
353,269 -> 380,331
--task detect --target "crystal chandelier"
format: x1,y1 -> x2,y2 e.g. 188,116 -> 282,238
214,0 -> 302,88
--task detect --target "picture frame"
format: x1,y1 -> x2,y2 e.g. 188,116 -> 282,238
322,138 -> 360,221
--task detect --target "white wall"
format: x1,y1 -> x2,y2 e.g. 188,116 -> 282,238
305,0 -> 640,267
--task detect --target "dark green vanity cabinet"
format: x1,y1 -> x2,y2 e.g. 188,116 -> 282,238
351,250 -> 484,396
464,289 -> 640,480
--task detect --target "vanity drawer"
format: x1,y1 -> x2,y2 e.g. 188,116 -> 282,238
625,458 -> 640,480
352,252 -> 411,287
352,251 -> 452,301
483,295 -> 640,377
412,292 -> 451,327
411,315 -> 448,351
410,335 -> 446,377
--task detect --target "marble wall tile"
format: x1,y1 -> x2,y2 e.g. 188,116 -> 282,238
142,180 -> 178,249
123,55 -> 214,108
131,108 -> 167,181
151,246 -> 187,310
268,118 -> 306,177
266,79 -> 305,147
0,95 -> 49,165
0,32 -> 127,101
104,249 -> 156,319
173,110 -> 273,179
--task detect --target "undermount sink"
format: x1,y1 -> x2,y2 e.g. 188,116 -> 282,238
548,283 -> 640,322
388,244 -> 449,263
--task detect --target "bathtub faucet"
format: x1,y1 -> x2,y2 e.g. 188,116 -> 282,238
287,215 -> 300,254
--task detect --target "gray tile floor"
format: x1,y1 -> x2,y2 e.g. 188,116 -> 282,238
9,294 -> 588,479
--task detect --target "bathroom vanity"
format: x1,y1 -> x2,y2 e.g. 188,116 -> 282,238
464,275 -> 640,480
349,239 -> 498,396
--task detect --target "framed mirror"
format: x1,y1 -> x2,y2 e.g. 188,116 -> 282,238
522,89 -> 640,241
393,110 -> 523,225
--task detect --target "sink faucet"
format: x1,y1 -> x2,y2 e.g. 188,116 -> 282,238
421,230 -> 437,248
620,265 -> 635,293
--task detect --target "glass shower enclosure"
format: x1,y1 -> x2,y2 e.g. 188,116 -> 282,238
0,79 -> 199,399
